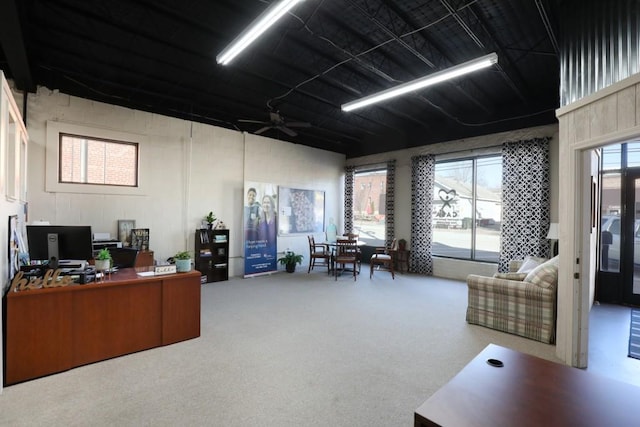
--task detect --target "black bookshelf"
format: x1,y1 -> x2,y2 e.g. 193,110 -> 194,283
195,229 -> 229,283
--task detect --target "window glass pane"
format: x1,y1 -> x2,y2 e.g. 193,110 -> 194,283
627,142 -> 640,168
600,172 -> 621,272
59,134 -> 138,186
433,160 -> 472,258
6,109 -> 17,199
475,156 -> 502,262
353,169 -> 386,247
602,144 -> 621,170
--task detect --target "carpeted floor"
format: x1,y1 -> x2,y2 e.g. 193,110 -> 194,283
0,272 -> 560,426
629,309 -> 640,360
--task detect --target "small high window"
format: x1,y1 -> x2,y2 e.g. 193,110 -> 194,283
59,133 -> 138,187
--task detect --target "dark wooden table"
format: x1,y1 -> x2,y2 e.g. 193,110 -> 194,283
415,343 -> 640,427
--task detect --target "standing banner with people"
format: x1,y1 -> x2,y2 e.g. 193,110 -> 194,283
244,182 -> 278,277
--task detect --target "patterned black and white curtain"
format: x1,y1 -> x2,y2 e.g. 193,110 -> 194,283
344,166 -> 355,235
498,137 -> 551,272
385,160 -> 396,247
410,155 -> 435,275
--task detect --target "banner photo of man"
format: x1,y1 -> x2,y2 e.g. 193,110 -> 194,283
244,182 -> 278,277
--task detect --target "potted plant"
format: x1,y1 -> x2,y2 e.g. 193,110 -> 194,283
278,251 -> 304,273
174,250 -> 192,272
205,211 -> 217,230
94,248 -> 112,271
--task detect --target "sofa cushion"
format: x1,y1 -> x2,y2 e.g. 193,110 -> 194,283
524,256 -> 559,288
517,256 -> 547,273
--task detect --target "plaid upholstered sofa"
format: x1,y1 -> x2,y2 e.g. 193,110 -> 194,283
466,256 -> 559,344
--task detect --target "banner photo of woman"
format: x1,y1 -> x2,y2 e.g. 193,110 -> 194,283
244,182 -> 278,277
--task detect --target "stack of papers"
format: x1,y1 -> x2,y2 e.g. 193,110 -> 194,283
136,271 -> 155,277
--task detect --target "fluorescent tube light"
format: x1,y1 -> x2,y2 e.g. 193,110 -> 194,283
341,53 -> 498,112
216,0 -> 305,65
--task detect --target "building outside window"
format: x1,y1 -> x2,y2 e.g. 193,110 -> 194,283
353,168 -> 387,247
432,155 -> 502,262
59,133 -> 138,187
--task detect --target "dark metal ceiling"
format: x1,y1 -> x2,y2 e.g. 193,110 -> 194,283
0,0 -> 560,158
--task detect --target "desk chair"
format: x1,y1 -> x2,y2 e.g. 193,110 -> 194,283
334,239 -> 358,281
370,238 -> 397,279
308,235 -> 331,274
109,247 -> 139,269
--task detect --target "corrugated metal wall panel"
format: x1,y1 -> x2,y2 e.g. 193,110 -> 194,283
560,0 -> 640,106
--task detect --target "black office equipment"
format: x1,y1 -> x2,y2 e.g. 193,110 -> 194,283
26,225 -> 93,266
109,247 -> 139,269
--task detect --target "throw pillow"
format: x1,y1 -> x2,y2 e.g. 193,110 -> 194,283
524,256 -> 559,288
517,256 -> 548,273
493,272 -> 528,281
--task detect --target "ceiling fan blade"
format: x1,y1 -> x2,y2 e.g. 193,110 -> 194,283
285,121 -> 311,128
255,126 -> 272,135
238,119 -> 268,124
278,126 -> 298,137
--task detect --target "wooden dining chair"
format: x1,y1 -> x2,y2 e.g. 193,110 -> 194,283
307,235 -> 331,274
345,233 -> 362,273
334,238 -> 358,281
370,238 -> 397,279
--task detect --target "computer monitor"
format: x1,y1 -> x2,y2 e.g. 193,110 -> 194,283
26,225 -> 93,265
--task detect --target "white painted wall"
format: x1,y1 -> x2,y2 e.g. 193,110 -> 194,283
1,73 -> 29,392
18,83 -> 560,282
19,86 -> 345,276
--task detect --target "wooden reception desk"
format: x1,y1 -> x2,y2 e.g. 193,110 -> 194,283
4,268 -> 201,386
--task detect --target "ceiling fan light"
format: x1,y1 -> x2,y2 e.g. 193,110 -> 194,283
217,0 -> 305,65
341,53 -> 498,112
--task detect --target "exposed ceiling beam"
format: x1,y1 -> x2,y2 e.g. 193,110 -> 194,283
535,0 -> 559,54
0,0 -> 34,91
443,0 -> 538,103
374,0 -> 494,114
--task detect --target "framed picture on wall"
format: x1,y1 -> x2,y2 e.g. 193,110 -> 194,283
118,219 -> 136,247
277,186 -> 325,235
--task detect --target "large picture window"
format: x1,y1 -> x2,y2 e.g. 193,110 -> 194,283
59,133 -> 138,187
432,155 -> 502,262
353,168 -> 387,247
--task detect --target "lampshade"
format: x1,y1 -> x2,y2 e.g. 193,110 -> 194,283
341,53 -> 498,112
546,223 -> 559,240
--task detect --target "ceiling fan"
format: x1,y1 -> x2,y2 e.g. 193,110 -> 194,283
238,111 -> 311,137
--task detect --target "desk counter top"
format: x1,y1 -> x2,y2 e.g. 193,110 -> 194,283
415,344 -> 640,427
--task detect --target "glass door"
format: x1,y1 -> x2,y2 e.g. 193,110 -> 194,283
624,173 -> 640,305
597,143 -> 640,305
